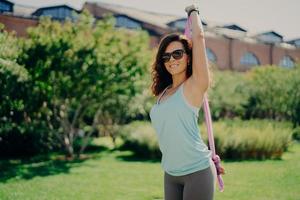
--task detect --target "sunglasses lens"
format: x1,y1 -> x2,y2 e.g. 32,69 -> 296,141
162,49 -> 185,63
162,54 -> 171,63
172,50 -> 184,59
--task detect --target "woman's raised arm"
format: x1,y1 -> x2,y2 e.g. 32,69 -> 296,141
186,5 -> 210,93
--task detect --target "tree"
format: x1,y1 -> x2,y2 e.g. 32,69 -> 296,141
244,65 -> 300,127
0,24 -> 36,156
18,11 -> 151,158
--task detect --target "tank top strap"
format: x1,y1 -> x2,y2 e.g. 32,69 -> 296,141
179,82 -> 184,91
156,85 -> 171,104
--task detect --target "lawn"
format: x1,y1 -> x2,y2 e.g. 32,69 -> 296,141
0,138 -> 299,200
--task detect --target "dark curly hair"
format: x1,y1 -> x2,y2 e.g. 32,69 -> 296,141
151,33 -> 193,96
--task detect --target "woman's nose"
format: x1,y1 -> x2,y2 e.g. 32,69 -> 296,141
169,55 -> 176,62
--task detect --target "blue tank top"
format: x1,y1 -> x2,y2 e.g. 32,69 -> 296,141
149,82 -> 211,176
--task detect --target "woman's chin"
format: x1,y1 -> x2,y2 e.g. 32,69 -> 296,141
167,68 -> 186,76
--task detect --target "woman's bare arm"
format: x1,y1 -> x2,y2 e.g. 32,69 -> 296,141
189,7 -> 210,92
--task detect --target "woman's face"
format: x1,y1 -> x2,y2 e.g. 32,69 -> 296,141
162,41 -> 189,76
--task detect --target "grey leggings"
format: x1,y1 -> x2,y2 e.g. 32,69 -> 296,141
164,161 -> 216,200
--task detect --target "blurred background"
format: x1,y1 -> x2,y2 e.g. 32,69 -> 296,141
0,1 -> 299,200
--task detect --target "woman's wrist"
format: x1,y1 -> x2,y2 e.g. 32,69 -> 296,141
187,9 -> 199,17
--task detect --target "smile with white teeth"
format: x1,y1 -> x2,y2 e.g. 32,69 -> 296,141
170,64 -> 179,68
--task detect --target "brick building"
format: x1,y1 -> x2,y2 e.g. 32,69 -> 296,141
0,14 -> 37,37
82,2 -> 300,71
0,0 -> 299,71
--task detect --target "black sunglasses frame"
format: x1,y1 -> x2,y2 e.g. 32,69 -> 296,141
162,49 -> 186,63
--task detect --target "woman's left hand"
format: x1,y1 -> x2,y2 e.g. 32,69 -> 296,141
184,4 -> 198,15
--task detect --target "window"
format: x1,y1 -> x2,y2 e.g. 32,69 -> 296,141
115,16 -> 141,29
257,32 -> 282,43
279,56 -> 295,68
240,52 -> 260,67
294,40 -> 300,47
0,2 -> 12,12
42,9 -> 56,17
41,7 -> 74,20
206,48 -> 217,63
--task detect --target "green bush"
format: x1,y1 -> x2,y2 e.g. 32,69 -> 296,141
0,121 -> 60,157
0,27 -> 55,156
292,127 -> 300,141
118,121 -> 161,159
244,65 -> 300,126
201,119 -> 292,160
14,12 -> 151,157
118,120 -> 293,160
1,12 -> 152,157
208,70 -> 249,119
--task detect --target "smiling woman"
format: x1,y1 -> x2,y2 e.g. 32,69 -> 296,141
149,4 -> 224,200
151,33 -> 192,97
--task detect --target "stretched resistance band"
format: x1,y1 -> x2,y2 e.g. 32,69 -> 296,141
184,16 -> 224,192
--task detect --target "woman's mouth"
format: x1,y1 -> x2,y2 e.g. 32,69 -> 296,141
170,64 -> 179,68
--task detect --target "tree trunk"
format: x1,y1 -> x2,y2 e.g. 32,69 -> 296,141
64,135 -> 74,159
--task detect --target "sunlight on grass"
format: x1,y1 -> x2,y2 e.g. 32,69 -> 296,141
0,138 -> 299,200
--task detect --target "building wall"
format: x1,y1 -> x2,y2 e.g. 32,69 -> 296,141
149,36 -> 160,49
1,11 -> 300,71
232,40 -> 269,71
273,47 -> 300,65
202,34 -> 300,71
0,14 -> 38,36
205,35 -> 230,70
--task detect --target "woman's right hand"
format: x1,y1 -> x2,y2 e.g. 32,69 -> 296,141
218,166 -> 225,175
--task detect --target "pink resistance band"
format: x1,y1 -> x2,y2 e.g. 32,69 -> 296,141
184,16 -> 224,192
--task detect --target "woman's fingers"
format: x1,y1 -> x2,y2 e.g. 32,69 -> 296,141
185,4 -> 198,13
217,166 -> 225,175
220,167 -> 225,175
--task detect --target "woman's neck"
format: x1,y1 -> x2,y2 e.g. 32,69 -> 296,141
171,74 -> 187,88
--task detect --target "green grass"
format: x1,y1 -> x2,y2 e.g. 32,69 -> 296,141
0,138 -> 299,200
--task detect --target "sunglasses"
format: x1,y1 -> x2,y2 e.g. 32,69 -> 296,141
162,49 -> 186,63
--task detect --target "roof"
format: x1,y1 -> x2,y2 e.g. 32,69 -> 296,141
83,3 -> 292,44
286,38 -> 300,43
166,17 -> 207,27
214,27 -> 247,39
4,1 -> 299,48
13,4 -> 36,17
278,42 -> 297,49
32,4 -> 80,16
84,2 -> 180,29
0,0 -> 14,6
222,24 -> 247,32
254,31 -> 283,39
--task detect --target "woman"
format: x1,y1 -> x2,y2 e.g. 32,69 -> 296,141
149,5 -> 225,200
